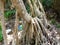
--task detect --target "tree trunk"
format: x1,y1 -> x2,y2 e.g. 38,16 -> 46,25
11,0 -> 32,23
13,11 -> 19,45
0,0 -> 8,45
11,0 -> 60,45
1,0 -> 60,45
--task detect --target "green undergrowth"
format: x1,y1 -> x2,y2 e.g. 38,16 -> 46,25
0,23 -> 3,42
4,9 -> 15,19
50,19 -> 60,28
41,0 -> 53,8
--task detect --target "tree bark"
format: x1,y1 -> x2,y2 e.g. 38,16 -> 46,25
11,0 -> 32,23
0,0 -> 8,45
13,11 -> 19,45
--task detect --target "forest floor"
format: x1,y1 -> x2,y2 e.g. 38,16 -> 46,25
46,8 -> 60,34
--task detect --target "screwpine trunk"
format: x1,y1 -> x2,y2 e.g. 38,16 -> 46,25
11,0 -> 60,45
1,0 -> 60,45
0,0 -> 8,45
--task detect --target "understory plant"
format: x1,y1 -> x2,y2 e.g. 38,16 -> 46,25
0,23 -> 3,42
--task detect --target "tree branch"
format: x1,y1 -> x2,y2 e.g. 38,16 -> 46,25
11,0 -> 32,23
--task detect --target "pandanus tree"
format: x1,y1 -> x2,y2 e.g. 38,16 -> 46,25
0,0 -> 60,45
0,0 -> 8,45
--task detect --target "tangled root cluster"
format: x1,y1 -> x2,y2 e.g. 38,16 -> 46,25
20,16 -> 60,45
